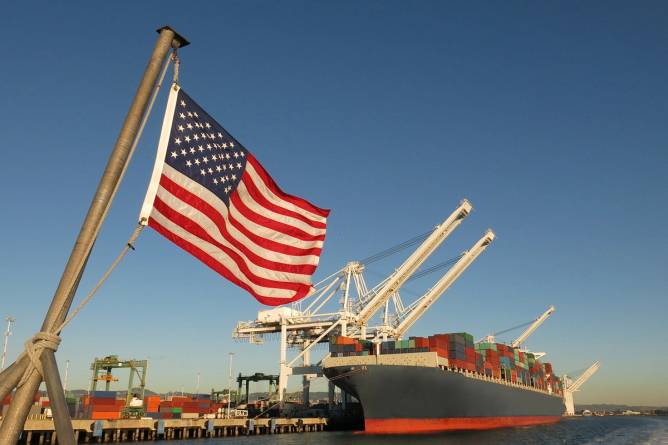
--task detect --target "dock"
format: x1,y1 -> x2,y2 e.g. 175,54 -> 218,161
0,417 -> 327,443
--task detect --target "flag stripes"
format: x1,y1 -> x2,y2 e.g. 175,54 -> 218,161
140,87 -> 329,305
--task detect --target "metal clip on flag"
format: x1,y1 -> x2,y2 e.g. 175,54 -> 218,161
140,86 -> 330,305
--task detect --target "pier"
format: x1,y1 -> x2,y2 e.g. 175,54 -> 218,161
0,417 -> 327,443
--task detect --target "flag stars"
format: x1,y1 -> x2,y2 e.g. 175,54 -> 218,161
239,152 -> 245,157
186,160 -> 192,167
180,149 -> 187,156
187,123 -> 193,130
200,169 -> 206,176
205,122 -> 211,129
236,162 -> 242,169
174,137 -> 182,145
180,100 -> 186,107
222,143 -> 228,149
179,113 -> 186,119
202,157 -> 209,164
178,125 -> 185,132
193,134 -> 200,141
217,132 -> 223,138
187,111 -> 193,117
194,159 -> 201,165
170,151 -> 178,158
229,142 -> 235,148
225,153 -> 231,160
215,165 -> 222,172
198,145 -> 205,152
184,136 -> 191,143
231,174 -> 237,181
189,147 -> 196,154
233,152 -> 239,159
208,168 -> 213,174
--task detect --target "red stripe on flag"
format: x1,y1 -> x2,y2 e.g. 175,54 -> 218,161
148,218 -> 311,306
230,192 -> 326,243
246,154 -> 330,218
241,175 -> 327,230
159,174 -> 323,258
153,195 -> 316,276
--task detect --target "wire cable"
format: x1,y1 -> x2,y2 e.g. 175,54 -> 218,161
360,230 -> 432,265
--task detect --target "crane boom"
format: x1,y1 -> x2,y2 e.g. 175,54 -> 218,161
563,361 -> 601,415
567,361 -> 600,392
511,305 -> 556,348
393,230 -> 495,337
355,199 -> 473,326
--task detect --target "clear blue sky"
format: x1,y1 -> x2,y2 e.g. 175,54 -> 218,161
1,2 -> 666,405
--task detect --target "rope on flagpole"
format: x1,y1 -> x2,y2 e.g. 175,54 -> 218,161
16,49 -> 179,388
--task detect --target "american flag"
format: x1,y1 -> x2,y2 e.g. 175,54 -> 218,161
140,86 -> 329,305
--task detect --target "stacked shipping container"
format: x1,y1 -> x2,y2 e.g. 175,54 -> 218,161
83,391 -> 125,420
329,333 -> 563,394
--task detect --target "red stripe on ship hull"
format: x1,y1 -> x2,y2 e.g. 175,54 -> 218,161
365,416 -> 561,434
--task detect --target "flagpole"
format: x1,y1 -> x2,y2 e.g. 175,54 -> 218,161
0,26 -> 189,445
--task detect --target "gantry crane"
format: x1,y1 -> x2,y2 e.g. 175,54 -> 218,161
233,199 -> 495,402
90,355 -> 148,418
562,361 -> 601,415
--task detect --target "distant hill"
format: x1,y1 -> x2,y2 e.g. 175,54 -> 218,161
577,403 -> 668,412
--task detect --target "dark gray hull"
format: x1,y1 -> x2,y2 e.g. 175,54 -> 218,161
324,364 -> 565,433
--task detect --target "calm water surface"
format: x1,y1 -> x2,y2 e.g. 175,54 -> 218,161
122,416 -> 668,445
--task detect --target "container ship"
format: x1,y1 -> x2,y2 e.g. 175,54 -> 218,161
323,333 -> 565,434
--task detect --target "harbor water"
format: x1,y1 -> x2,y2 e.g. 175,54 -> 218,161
117,416 -> 668,445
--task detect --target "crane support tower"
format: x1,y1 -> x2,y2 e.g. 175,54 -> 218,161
234,199 -> 496,402
90,355 -> 148,418
562,361 -> 600,415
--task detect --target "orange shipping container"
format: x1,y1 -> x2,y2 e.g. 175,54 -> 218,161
91,411 -> 121,420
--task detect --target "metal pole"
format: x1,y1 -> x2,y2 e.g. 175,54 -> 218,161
226,353 -> 234,418
63,360 -> 70,394
42,351 -> 75,445
1,316 -> 15,370
0,26 -> 189,445
195,372 -> 200,399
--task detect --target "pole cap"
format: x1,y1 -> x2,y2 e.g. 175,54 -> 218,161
156,26 -> 190,48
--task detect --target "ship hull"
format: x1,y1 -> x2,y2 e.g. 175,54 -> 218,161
324,364 -> 565,434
